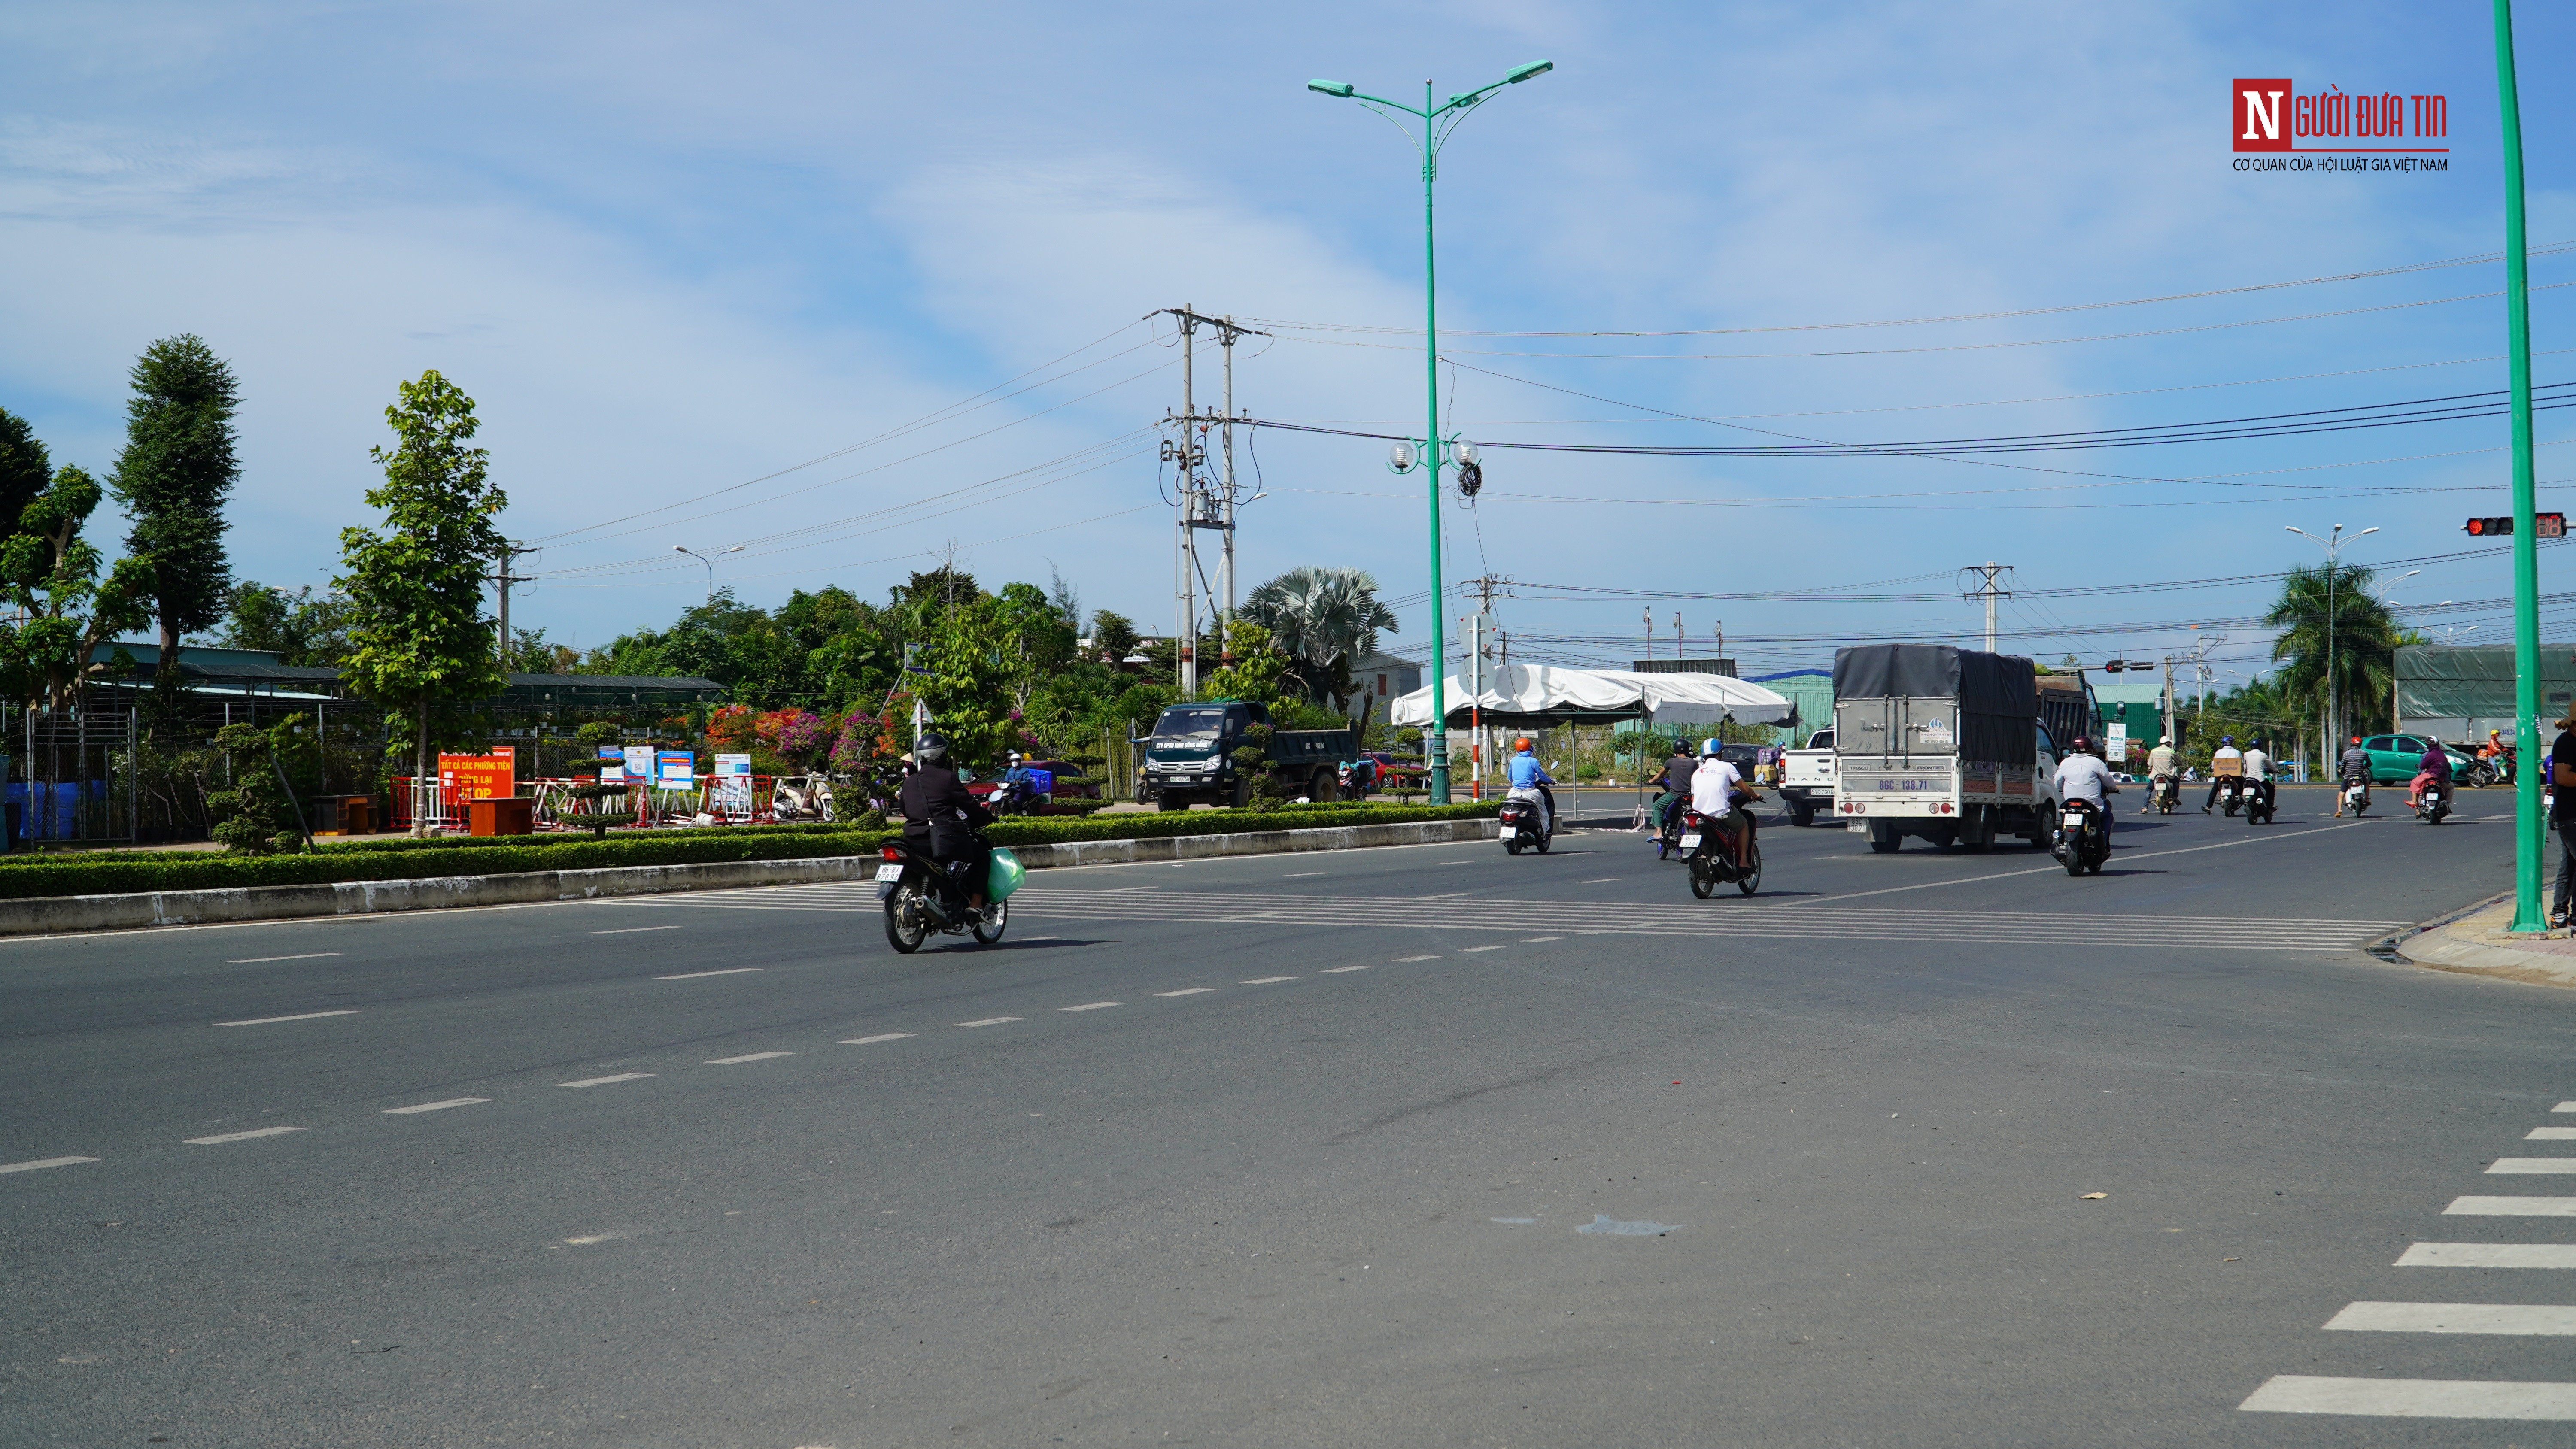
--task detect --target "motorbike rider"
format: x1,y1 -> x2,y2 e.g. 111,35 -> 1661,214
1507,737 -> 1555,835
998,751 -> 1043,811
2056,734 -> 2118,841
898,731 -> 995,913
2335,734 -> 2372,816
2202,735 -> 2244,813
2242,737 -> 2275,815
1689,737 -> 1757,867
2146,736 -> 2179,808
1650,741 -> 1697,837
2409,737 -> 2454,810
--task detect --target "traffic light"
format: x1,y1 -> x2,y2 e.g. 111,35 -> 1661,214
2103,660 -> 2127,672
2465,513 -> 2568,537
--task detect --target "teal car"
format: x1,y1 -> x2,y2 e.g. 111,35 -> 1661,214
2358,734 -> 2476,785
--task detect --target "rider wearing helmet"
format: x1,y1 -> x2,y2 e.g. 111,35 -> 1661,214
2056,734 -> 2117,832
2334,733 -> 2372,816
2410,736 -> 2454,810
898,731 -> 996,912
1507,737 -> 1555,835
1688,738 -> 1758,867
2242,737 -> 2275,815
2202,734 -> 2245,813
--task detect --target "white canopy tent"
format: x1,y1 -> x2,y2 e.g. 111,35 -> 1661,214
1388,664 -> 1791,730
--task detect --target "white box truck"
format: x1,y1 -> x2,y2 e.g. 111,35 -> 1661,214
1830,643 -> 2064,853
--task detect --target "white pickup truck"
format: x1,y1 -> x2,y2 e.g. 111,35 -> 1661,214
1778,729 -> 1836,827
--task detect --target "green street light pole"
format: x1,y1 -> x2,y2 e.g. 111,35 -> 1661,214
2494,0 -> 2545,931
1307,60 -> 1554,805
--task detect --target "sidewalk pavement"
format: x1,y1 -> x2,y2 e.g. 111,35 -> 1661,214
2388,892 -> 2576,989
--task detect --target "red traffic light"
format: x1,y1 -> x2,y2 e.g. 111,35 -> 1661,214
2466,513 -> 2569,537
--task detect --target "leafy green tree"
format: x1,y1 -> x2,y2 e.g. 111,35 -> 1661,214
913,592 -> 1026,768
207,715 -> 315,854
110,336 -> 240,692
1088,609 -> 1141,667
0,405 -> 52,534
218,581 -> 358,667
1199,618 -> 1294,710
0,464 -> 153,707
1241,566 -> 1398,709
2265,561 -> 2400,739
337,371 -> 508,836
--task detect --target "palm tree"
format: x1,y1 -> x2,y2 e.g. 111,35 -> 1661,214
1241,567 -> 1399,709
2265,561 -> 2402,743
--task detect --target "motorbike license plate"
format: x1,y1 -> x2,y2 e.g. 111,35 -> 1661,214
2061,812 -> 2085,828
1679,833 -> 1702,849
873,863 -> 902,883
1498,825 -> 1516,838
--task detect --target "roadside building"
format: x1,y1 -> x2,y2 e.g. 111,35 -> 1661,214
2397,643 -> 2576,743
1351,651 -> 1422,725
1747,667 -> 1834,745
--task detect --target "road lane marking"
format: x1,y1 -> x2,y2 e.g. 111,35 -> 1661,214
705,1052 -> 793,1064
1322,964 -> 1373,973
1778,818 -> 2376,909
383,1098 -> 489,1115
1582,877 -> 1621,884
655,967 -> 761,980
2399,1243 -> 2576,1268
2557,1102 -> 2576,1113
1239,976 -> 1296,985
1058,1002 -> 1121,1012
595,925 -> 682,935
1523,936 -> 1562,943
557,1073 -> 653,1088
1287,872 -> 1330,878
841,1033 -> 915,1044
956,1017 -> 1023,1028
0,1156 -> 98,1173
214,1009 -> 359,1027
2531,1128 -> 2576,1140
184,1127 -> 304,1145
225,952 -> 343,964
2324,1301 -> 2576,1334
1153,988 -> 1215,996
2242,1375 -> 2576,1419
2449,1197 -> 2576,1216
1458,945 -> 1507,953
1391,955 -> 1440,962
2490,1159 -> 2576,1174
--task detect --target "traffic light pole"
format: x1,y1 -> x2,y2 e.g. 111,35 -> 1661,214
2496,0 -> 2546,931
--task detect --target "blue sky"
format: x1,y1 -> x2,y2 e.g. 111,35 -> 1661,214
3,1 -> 2570,695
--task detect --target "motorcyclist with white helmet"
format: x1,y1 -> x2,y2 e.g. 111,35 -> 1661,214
1689,738 -> 1758,869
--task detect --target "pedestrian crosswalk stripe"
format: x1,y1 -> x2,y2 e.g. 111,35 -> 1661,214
2447,1197 -> 2576,1216
2398,1243 -> 2576,1268
2242,1375 -> 2576,1419
2324,1301 -> 2576,1335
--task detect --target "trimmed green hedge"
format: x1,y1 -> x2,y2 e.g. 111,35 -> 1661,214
0,802 -> 1499,901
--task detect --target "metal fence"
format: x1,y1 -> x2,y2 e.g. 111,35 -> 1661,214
9,706 -> 137,846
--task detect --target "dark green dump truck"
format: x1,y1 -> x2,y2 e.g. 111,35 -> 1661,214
1136,701 -> 1360,810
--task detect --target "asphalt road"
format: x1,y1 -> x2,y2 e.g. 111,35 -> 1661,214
6,785 -> 2571,1447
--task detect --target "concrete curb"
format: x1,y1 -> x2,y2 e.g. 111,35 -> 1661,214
0,817 -> 1501,937
2384,890 -> 2576,990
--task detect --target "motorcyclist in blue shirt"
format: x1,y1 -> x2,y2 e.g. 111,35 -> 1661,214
1507,737 -> 1555,835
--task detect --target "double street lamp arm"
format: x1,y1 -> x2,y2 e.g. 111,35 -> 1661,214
1306,60 -> 1552,805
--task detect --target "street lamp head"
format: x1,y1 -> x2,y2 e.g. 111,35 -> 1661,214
2356,526 -> 2380,537
1504,60 -> 1554,84
723,545 -> 745,555
1307,79 -> 1355,97
672,544 -> 691,554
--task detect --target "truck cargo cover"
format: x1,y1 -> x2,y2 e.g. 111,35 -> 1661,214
1833,644 -> 2036,766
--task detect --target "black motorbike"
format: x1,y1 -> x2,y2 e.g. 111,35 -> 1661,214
2415,779 -> 2453,826
2148,774 -> 2178,815
2213,775 -> 2247,817
1683,806 -> 1762,898
1499,785 -> 1555,855
2053,797 -> 2111,876
876,833 -> 1008,953
1650,790 -> 1687,859
2244,779 -> 2275,826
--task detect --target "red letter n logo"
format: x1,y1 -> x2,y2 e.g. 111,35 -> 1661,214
2235,79 -> 2290,151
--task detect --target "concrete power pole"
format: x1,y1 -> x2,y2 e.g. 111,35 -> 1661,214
1175,309 -> 1197,698
1963,563 -> 2012,653
1160,306 -> 1270,690
495,542 -> 539,669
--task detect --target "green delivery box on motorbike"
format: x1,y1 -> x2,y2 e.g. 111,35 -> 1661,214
986,847 -> 1026,901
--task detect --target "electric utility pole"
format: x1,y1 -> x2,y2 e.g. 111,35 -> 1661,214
1159,307 -> 1269,685
495,542 -> 540,670
1963,563 -> 2012,653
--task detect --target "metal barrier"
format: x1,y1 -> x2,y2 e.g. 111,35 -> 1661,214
8,706 -> 136,846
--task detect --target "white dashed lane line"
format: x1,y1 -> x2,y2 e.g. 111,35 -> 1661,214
1,1156 -> 98,1174
705,1052 -> 793,1064
185,1127 -> 304,1146
1239,976 -> 1296,985
1154,988 -> 1215,996
1391,954 -> 1440,962
214,1009 -> 359,1028
1322,965 -> 1372,973
655,967 -> 761,980
383,1098 -> 489,1115
841,1032 -> 915,1044
557,1073 -> 653,1089
595,925 -> 682,935
956,1017 -> 1023,1028
1522,936 -> 1562,943
1058,1002 -> 1121,1012
1458,945 -> 1508,953
225,953 -> 343,964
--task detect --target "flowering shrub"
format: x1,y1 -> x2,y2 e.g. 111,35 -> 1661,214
705,703 -> 758,752
757,708 -> 831,770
